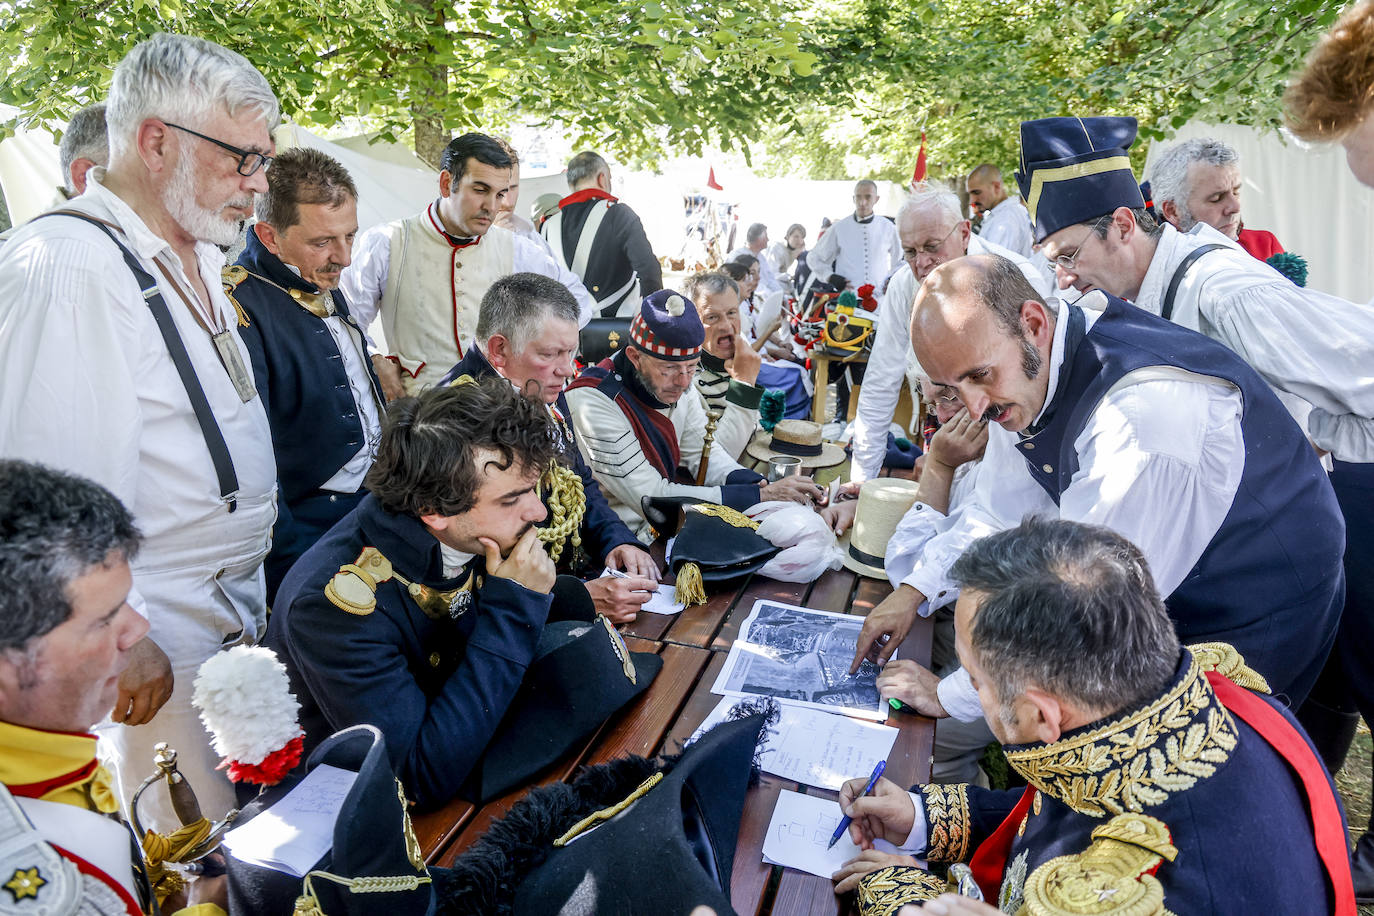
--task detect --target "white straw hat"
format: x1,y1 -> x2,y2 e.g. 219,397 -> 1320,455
840,479 -> 921,579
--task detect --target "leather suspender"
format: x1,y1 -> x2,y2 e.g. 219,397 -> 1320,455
1161,243 -> 1225,321
41,212 -> 240,512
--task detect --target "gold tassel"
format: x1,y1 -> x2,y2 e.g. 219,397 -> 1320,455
675,562 -> 707,606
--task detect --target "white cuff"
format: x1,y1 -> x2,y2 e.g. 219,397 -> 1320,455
937,668 -> 987,723
898,791 -> 929,854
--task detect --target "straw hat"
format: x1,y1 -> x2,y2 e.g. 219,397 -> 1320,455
840,479 -> 921,579
745,420 -> 847,469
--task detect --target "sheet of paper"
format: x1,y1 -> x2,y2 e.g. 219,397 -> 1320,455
692,698 -> 898,790
710,599 -> 893,720
599,568 -> 685,615
222,763 -> 357,877
761,789 -> 901,879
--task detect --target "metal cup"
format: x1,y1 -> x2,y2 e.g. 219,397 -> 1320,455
768,455 -> 803,481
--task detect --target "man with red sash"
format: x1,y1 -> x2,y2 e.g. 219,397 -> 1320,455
0,460 -> 225,914
566,289 -> 822,543
833,518 -> 1355,915
541,150 -> 663,318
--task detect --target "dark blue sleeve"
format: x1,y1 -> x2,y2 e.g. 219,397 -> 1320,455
720,468 -> 765,510
284,576 -> 550,809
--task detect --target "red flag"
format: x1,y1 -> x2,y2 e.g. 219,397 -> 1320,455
707,166 -> 724,191
912,133 -> 927,183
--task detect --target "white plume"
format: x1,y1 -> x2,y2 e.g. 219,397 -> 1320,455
192,645 -> 302,764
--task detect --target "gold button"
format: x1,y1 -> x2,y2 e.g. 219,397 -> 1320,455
429,652 -> 441,668
1023,442 -> 1034,450
1042,464 -> 1053,473
455,261 -> 463,269
592,285 -> 600,292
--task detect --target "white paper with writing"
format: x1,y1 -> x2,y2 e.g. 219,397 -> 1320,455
222,763 -> 358,877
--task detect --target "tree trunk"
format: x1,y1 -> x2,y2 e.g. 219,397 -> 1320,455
411,0 -> 450,170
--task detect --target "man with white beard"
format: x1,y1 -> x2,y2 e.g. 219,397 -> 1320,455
0,33 -> 280,833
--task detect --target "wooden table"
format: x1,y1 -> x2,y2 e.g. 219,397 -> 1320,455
412,565 -> 936,916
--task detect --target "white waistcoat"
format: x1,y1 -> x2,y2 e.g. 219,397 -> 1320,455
380,214 -> 514,393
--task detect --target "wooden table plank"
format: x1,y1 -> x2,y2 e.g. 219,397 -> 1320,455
663,576 -> 744,648
805,566 -> 857,613
732,776 -> 791,916
711,573 -> 811,652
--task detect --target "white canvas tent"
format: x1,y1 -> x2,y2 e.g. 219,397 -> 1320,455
1143,122 -> 1374,303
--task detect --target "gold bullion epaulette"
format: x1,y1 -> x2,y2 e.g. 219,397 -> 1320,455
1187,642 -> 1271,694
324,547 -> 395,616
221,265 -> 251,327
1021,813 -> 1179,916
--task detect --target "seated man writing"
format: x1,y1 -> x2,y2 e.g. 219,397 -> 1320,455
832,518 -> 1353,913
566,289 -> 821,543
265,377 -> 652,810
0,460 -> 226,914
439,272 -> 659,622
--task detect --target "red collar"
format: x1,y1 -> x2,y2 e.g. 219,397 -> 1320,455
559,188 -> 618,208
426,201 -> 483,249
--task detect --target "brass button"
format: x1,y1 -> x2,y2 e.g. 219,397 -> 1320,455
592,285 -> 600,292
1023,442 -> 1034,450
1042,464 -> 1053,473
429,652 -> 441,668
455,261 -> 463,269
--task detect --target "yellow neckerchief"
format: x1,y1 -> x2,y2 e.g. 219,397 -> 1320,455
0,720 -> 118,813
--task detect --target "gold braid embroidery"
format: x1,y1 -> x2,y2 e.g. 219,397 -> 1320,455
537,461 -> 585,563
856,866 -> 948,916
1186,642 -> 1271,694
1020,814 -> 1177,916
1006,659 -> 1237,818
919,782 -> 970,863
689,502 -> 760,529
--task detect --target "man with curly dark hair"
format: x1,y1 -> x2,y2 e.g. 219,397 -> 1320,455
263,377 -> 655,810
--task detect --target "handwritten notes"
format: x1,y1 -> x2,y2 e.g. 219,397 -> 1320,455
761,790 -> 902,878
222,763 -> 357,877
599,568 -> 685,615
693,698 -> 898,790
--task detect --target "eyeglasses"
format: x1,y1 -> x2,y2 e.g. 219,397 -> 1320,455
164,122 -> 273,177
1048,217 -> 1110,270
903,222 -> 961,261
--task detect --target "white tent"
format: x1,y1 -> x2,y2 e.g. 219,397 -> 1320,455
1143,122 -> 1374,303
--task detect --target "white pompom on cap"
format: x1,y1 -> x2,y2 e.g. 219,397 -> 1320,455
666,294 -> 686,317
192,645 -> 303,766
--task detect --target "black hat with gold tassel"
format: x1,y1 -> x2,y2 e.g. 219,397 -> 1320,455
642,496 -> 781,606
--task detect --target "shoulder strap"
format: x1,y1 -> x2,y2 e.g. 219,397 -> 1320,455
38,211 -> 240,512
1161,243 -> 1225,321
541,209 -> 571,272
569,199 -> 612,280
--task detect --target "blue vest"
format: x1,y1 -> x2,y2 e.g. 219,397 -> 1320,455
1017,297 -> 1345,702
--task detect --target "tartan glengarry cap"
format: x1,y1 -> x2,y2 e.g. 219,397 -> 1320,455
1015,116 -> 1146,243
629,289 -> 704,361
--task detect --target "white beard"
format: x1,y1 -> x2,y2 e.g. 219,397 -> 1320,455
161,150 -> 250,248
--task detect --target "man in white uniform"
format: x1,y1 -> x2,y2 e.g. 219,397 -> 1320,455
0,33 -> 280,832
965,163 -> 1033,258
342,132 -> 593,397
849,185 -> 1049,484
808,179 -> 903,289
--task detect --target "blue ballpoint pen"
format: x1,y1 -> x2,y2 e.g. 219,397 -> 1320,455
828,759 -> 887,849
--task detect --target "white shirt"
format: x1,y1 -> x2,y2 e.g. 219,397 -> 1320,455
807,214 -> 903,289
977,197 -> 1034,259
319,312 -> 384,491
340,204 -> 595,348
1136,223 -> 1374,462
0,172 -> 278,614
849,235 -> 1052,482
893,301 -> 1246,720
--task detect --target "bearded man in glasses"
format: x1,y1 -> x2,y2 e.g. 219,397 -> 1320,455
0,33 -> 281,833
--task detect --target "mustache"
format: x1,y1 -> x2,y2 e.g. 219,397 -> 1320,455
981,405 -> 1007,423
321,262 -> 346,273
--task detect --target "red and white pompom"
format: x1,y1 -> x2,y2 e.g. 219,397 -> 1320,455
192,645 -> 304,786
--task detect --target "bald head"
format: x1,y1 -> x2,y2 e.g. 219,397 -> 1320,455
911,255 -> 1055,432
966,164 -> 1008,216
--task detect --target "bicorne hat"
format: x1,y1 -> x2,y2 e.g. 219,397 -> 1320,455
1015,116 -> 1145,243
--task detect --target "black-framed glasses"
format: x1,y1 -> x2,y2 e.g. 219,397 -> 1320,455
165,121 -> 273,177
1048,216 -> 1110,270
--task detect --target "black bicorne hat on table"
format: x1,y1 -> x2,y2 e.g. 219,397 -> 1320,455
226,724 -> 435,916
643,496 -> 782,605
1015,116 -> 1145,243
432,707 -> 775,916
467,615 -> 663,803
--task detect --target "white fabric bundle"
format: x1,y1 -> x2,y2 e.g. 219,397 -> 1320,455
748,501 -> 844,582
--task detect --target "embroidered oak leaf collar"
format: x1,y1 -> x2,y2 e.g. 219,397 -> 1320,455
1004,654 -> 1238,818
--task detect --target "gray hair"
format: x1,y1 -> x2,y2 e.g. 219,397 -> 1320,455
0,461 -> 141,654
950,517 -> 1179,723
566,151 -> 609,189
684,271 -> 740,306
1147,138 -> 1240,230
745,222 -> 768,244
106,33 -> 280,160
476,272 -> 580,354
897,183 -> 963,228
58,104 -> 109,194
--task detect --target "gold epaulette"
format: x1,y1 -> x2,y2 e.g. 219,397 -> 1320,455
323,547 -> 395,616
1020,814 -> 1178,916
221,265 -> 251,327
1187,642 -> 1271,695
